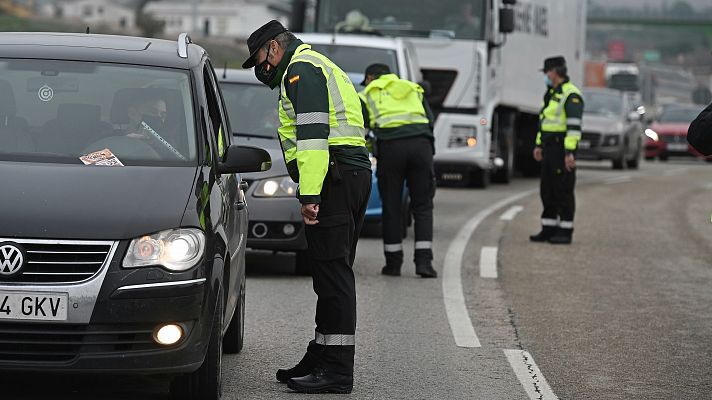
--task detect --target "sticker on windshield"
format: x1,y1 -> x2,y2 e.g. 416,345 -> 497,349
80,148 -> 124,167
38,85 -> 54,102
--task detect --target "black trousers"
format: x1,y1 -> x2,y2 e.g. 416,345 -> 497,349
303,164 -> 371,376
540,138 -> 576,229
376,136 -> 435,266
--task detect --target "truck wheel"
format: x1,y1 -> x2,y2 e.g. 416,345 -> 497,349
170,292 -> 223,400
295,250 -> 313,276
223,274 -> 245,354
470,168 -> 489,189
491,112 -> 515,184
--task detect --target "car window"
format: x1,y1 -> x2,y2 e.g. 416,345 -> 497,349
0,59 -> 197,166
221,82 -> 279,139
203,65 -> 227,159
583,90 -> 623,117
659,108 -> 700,124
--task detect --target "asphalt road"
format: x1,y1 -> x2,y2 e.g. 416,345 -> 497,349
3,159 -> 711,399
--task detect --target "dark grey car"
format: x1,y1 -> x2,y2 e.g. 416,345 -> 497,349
579,87 -> 645,169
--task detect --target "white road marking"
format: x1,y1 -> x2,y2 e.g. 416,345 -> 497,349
605,175 -> 631,185
500,205 -> 524,221
479,247 -> 498,278
504,349 -> 559,400
442,189 -> 536,348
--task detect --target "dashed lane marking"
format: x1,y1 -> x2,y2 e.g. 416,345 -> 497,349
479,247 -> 498,278
504,349 -> 559,400
500,205 -> 524,221
605,175 -> 632,185
442,189 -> 536,348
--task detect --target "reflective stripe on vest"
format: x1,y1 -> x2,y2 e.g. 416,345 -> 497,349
540,82 -> 582,133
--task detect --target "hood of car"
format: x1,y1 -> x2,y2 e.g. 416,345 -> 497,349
0,162 -> 197,240
235,136 -> 288,179
649,122 -> 689,136
582,114 -> 622,134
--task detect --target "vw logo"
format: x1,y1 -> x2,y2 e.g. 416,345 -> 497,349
0,243 -> 25,276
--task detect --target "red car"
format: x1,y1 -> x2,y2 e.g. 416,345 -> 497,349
645,105 -> 705,160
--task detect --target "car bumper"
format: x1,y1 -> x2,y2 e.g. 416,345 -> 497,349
577,146 -> 624,161
0,241 -> 216,375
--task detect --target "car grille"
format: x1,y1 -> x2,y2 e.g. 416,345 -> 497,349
0,239 -> 113,284
582,131 -> 601,148
0,322 -> 160,363
661,135 -> 686,144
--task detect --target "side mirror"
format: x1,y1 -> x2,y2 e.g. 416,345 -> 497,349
499,8 -> 515,34
218,145 -> 271,174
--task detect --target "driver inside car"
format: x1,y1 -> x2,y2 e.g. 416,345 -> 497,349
125,96 -> 168,140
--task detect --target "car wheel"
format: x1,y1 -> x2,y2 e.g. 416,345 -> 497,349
626,143 -> 641,169
170,291 -> 223,400
659,154 -> 669,161
295,250 -> 313,276
612,148 -> 626,170
223,274 -> 245,354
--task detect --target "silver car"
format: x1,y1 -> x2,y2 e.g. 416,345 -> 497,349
579,87 -> 645,169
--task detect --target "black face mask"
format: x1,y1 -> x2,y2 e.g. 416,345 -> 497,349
254,45 -> 278,86
142,115 -> 166,133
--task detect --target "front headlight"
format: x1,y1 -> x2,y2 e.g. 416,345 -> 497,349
448,125 -> 478,148
123,228 -> 205,271
645,129 -> 659,142
253,176 -> 298,197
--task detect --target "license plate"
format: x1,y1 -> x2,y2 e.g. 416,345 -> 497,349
578,140 -> 590,149
667,143 -> 688,151
0,291 -> 68,321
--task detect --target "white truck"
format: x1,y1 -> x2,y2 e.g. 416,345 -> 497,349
292,0 -> 587,186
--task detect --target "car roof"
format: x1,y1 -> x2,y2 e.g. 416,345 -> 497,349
0,32 -> 205,69
219,68 -> 261,84
297,33 -> 404,50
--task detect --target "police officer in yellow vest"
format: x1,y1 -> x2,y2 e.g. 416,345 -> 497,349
359,64 -> 437,278
530,56 -> 584,244
242,21 -> 371,393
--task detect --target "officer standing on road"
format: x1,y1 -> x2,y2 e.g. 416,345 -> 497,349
359,64 -> 438,278
242,21 -> 371,394
530,56 -> 584,245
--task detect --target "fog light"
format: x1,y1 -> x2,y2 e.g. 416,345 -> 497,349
467,137 -> 477,147
283,223 -> 295,236
252,223 -> 268,238
154,324 -> 183,346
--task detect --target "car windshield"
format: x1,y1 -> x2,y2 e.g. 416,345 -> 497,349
0,59 -> 197,166
315,0 -> 486,40
583,90 -> 622,117
659,107 -> 700,123
308,44 -> 399,88
221,82 -> 279,139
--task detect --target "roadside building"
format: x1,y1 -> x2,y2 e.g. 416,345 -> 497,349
55,0 -> 136,32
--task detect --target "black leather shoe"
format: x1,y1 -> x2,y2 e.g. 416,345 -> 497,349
287,368 -> 353,394
416,264 -> 438,278
548,229 -> 573,244
529,227 -> 556,242
381,265 -> 401,276
276,354 -> 316,383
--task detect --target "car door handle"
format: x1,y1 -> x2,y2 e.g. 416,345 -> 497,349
239,181 -> 249,192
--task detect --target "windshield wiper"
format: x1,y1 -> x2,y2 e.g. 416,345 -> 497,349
234,132 -> 275,139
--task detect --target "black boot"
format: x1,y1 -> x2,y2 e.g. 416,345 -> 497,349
529,226 -> 556,242
416,263 -> 438,278
276,342 -> 320,383
548,228 -> 573,244
381,250 -> 403,276
287,368 -> 353,394
414,248 -> 436,278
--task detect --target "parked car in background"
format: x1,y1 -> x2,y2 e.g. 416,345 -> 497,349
579,87 -> 644,169
645,104 -> 704,161
0,32 -> 272,400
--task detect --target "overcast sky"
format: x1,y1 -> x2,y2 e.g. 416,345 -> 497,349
590,0 -> 710,10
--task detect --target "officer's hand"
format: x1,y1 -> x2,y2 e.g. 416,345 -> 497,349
301,204 -> 319,225
565,153 -> 576,171
533,147 -> 543,162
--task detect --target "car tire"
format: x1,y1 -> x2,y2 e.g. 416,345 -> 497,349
627,144 -> 641,169
295,250 -> 313,276
659,154 -> 669,161
612,149 -> 626,170
170,291 -> 223,400
223,274 -> 245,354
